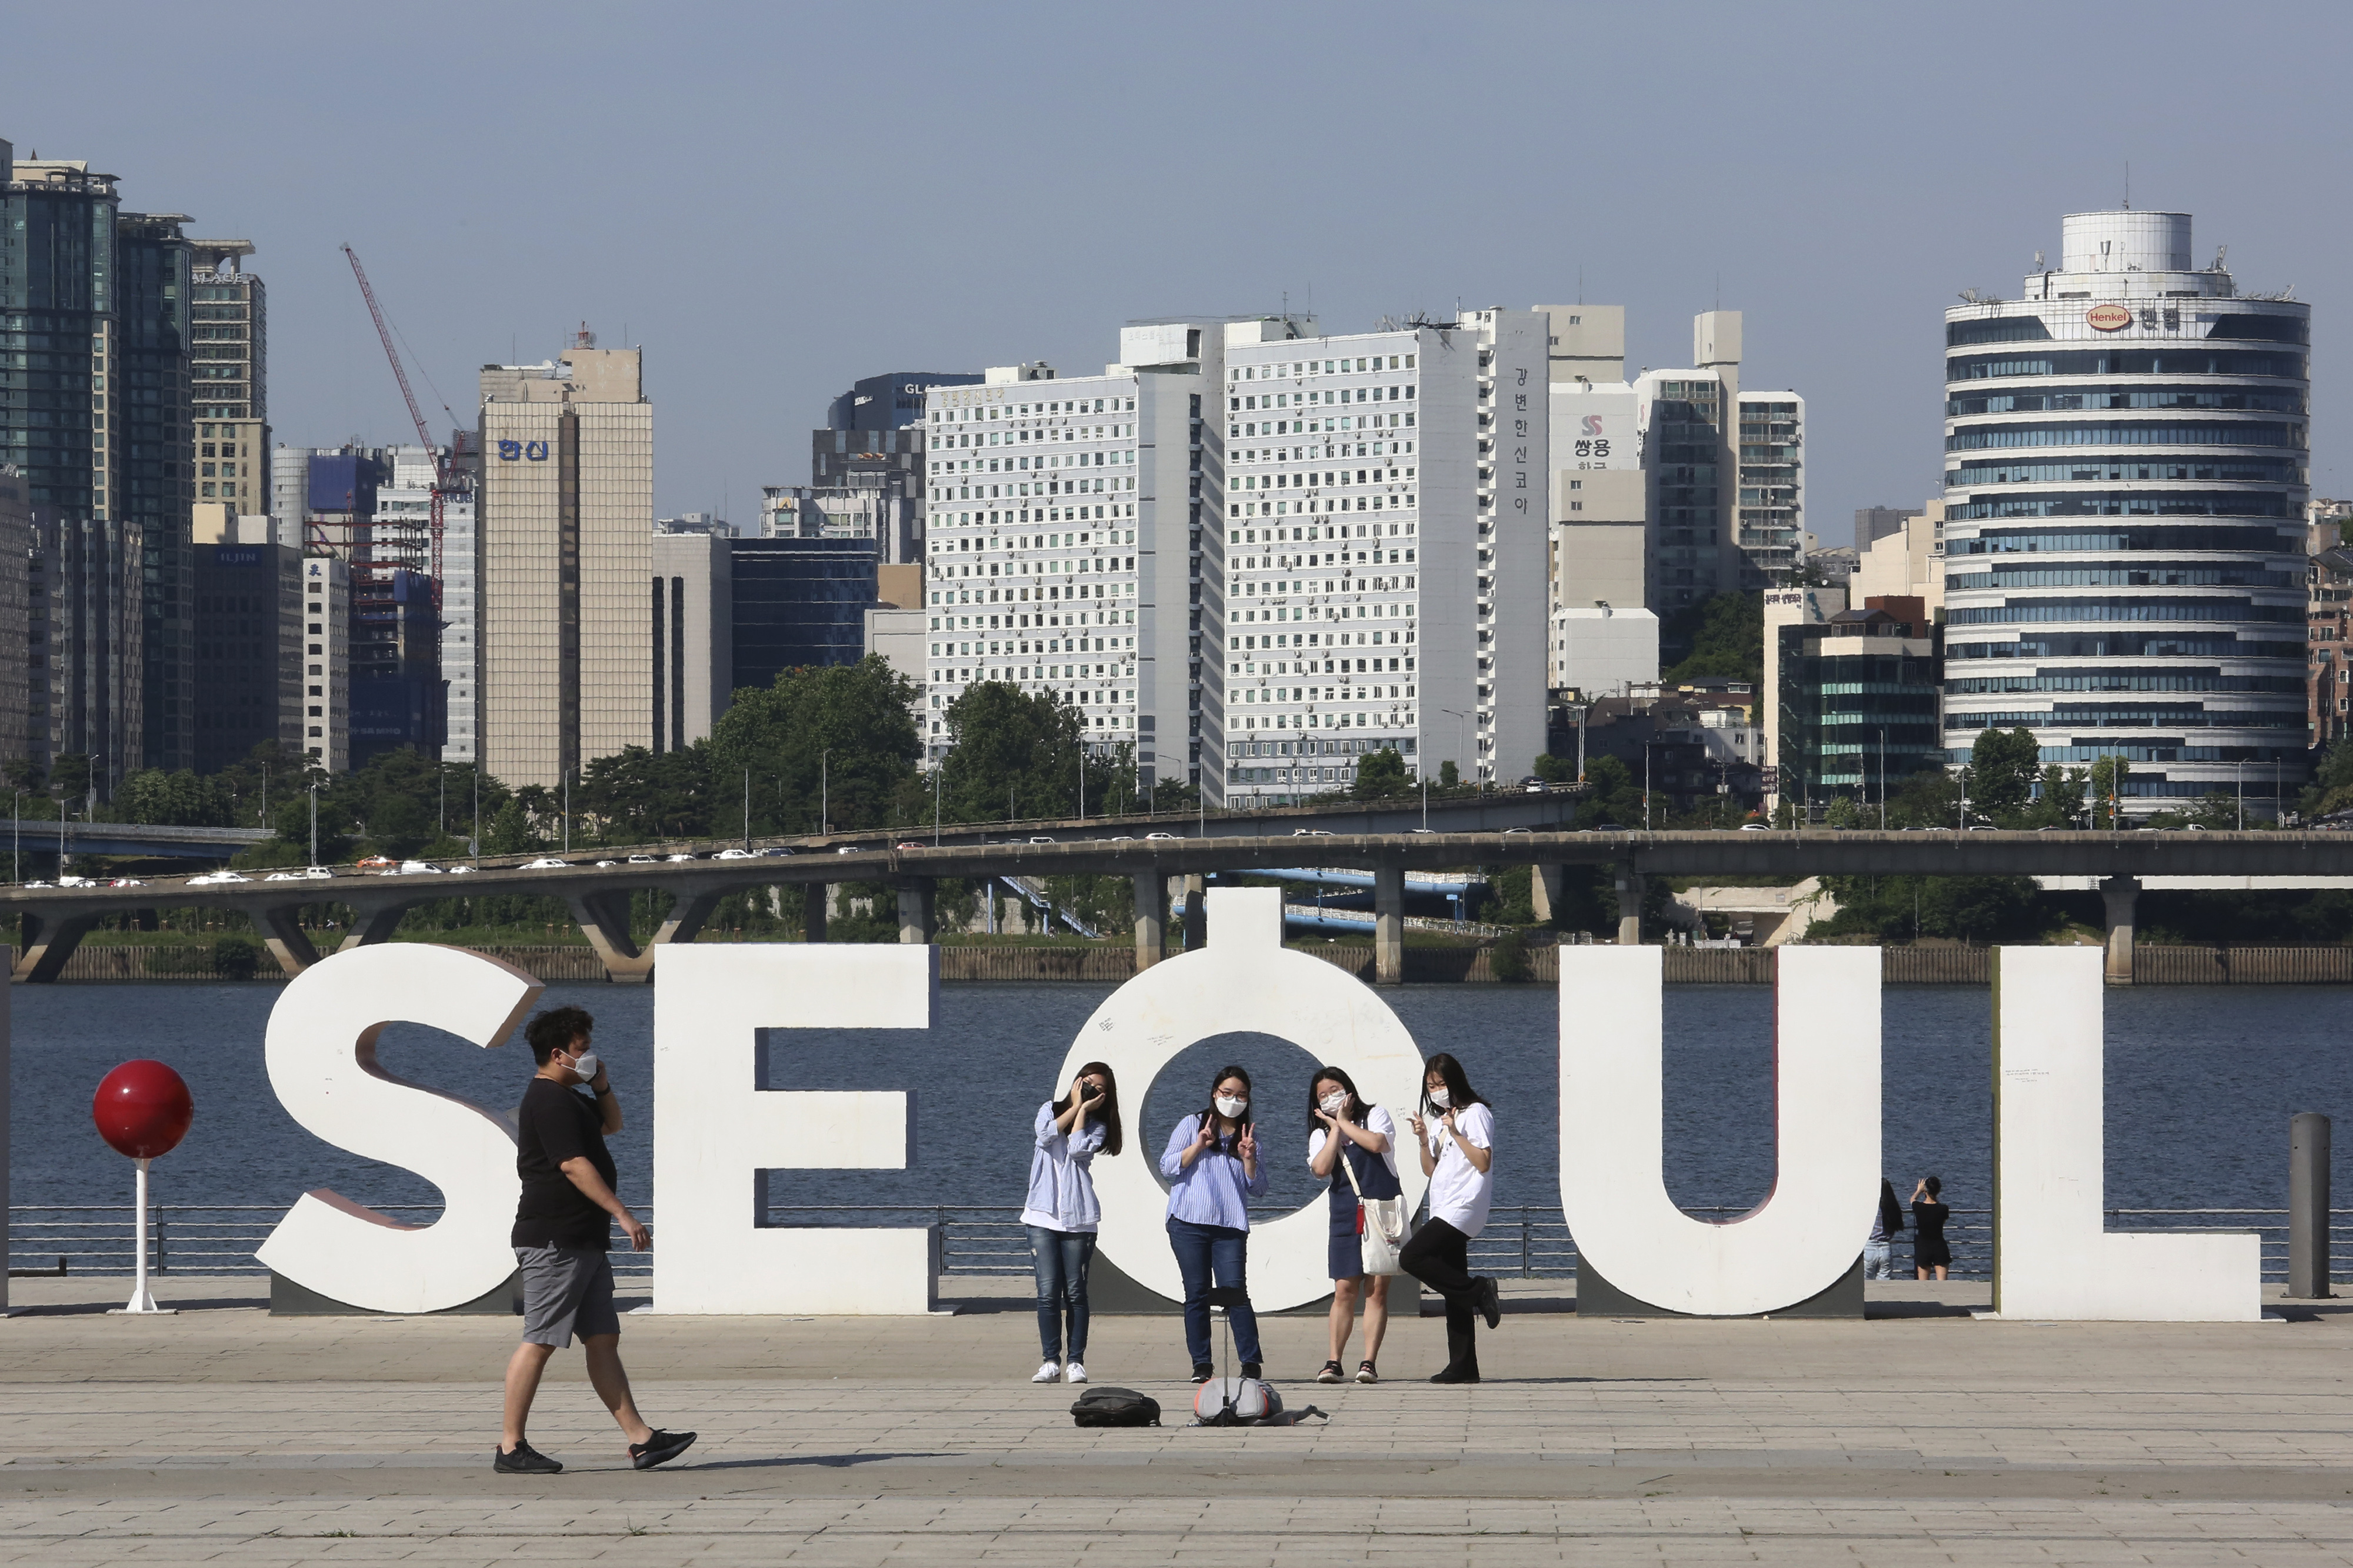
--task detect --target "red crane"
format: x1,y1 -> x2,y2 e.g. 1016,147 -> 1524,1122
341,243 -> 450,610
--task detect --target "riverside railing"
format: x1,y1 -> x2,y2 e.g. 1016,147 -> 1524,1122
11,1203 -> 2344,1286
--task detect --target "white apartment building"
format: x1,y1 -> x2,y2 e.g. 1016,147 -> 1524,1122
1217,311 -> 1548,802
921,366 -> 1159,768
299,555 -> 350,772
369,444 -> 481,763
478,338 -> 653,788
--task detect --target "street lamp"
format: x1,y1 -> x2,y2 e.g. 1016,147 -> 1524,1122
308,784 -> 319,868
1439,707 -> 1468,789
1876,727 -> 1887,830
820,748 -> 831,836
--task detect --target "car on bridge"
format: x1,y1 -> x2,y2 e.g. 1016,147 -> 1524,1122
759,847 -> 796,858
1146,831 -> 1178,840
715,849 -> 759,860
519,858 -> 569,870
626,854 -> 657,864
189,870 -> 249,886
356,856 -> 395,871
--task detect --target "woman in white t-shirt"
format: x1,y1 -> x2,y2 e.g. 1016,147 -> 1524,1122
1306,1066 -> 1401,1385
1398,1052 -> 1498,1383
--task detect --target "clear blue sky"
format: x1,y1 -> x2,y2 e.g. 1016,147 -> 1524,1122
11,1 -> 2349,526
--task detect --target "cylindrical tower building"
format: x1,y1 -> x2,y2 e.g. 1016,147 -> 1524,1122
1941,210 -> 2311,818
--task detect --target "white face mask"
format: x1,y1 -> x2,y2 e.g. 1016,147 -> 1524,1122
566,1049 -> 601,1083
1214,1095 -> 1248,1120
1428,1086 -> 1451,1109
1318,1091 -> 1348,1116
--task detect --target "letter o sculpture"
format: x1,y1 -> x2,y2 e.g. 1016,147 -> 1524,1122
1056,886 -> 1427,1311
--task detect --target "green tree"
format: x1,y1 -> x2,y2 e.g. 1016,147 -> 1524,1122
711,656 -> 924,835
110,768 -> 232,827
932,681 -> 1132,824
1354,746 -> 1410,800
2027,763 -> 2089,829
1660,591 -> 1764,685
2088,755 -> 2132,828
1577,755 -> 1645,828
1885,767 -> 1960,829
1438,759 -> 1461,788
579,745 -> 714,842
1965,727 -> 2040,826
1823,793 -> 1864,830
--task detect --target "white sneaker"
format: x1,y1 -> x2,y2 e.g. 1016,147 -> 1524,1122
1065,1362 -> 1088,1384
1031,1360 -> 1061,1383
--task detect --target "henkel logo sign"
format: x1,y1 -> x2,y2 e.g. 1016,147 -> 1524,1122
2087,304 -> 2133,332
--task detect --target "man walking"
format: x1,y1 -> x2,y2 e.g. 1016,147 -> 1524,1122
495,1004 -> 696,1474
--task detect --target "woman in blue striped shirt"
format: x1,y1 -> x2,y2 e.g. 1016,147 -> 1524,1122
1161,1063 -> 1269,1383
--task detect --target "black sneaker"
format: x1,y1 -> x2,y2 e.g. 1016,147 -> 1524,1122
1241,1362 -> 1262,1380
493,1439 -> 562,1474
1428,1367 -> 1481,1384
628,1429 -> 698,1470
1316,1360 -> 1344,1384
1191,1363 -> 1215,1383
1476,1276 -> 1504,1330
1355,1360 -> 1379,1384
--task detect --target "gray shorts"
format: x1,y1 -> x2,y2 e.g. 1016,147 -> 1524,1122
516,1245 -> 620,1347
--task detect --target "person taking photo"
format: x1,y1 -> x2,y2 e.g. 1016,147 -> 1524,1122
1021,1062 -> 1121,1384
1398,1052 -> 1500,1384
496,1005 -> 695,1474
1160,1064 -> 1269,1383
1307,1065 -> 1401,1384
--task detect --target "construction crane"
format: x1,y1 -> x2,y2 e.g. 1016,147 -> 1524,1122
341,243 -> 453,611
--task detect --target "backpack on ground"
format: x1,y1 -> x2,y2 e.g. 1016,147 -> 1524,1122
1193,1376 -> 1282,1426
1071,1386 -> 1161,1427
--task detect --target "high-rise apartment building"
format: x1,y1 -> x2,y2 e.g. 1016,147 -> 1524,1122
299,556 -> 350,773
186,240 -> 265,510
1216,310 -> 1549,799
26,513 -> 142,784
1634,312 -> 1807,613
440,465 -> 480,765
810,370 -> 978,565
919,331 -> 1215,788
478,336 -> 652,789
117,209 -> 195,775
1939,209 -> 2309,816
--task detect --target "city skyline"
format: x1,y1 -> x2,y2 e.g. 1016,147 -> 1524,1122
5,3 -> 2347,523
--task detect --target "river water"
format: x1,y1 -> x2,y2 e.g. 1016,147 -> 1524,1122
9,978 -> 2342,1230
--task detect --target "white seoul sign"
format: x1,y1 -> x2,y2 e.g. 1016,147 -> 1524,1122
252,886 -> 2259,1322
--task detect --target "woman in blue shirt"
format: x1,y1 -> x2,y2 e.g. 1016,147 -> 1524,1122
1021,1062 -> 1121,1385
1161,1063 -> 1269,1383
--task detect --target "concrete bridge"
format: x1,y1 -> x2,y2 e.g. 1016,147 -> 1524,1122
8,812 -> 2348,986
2,819 -> 273,863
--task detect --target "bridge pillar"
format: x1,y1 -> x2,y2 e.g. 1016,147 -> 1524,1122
804,883 -> 829,942
335,898 -> 412,952
12,909 -> 95,983
1614,864 -> 1645,946
1132,874 -> 1166,968
568,890 -> 654,983
2100,875 -> 2139,985
1531,863 -> 1565,925
1181,875 -> 1207,950
896,878 -> 936,945
248,905 -> 321,977
1374,866 -> 1405,986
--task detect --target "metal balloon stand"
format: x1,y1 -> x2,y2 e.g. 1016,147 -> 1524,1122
106,1157 -> 176,1316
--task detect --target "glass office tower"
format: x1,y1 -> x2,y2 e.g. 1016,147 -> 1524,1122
1940,210 -> 2310,817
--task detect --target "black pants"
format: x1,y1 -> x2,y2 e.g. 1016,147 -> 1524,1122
1399,1217 -> 1480,1376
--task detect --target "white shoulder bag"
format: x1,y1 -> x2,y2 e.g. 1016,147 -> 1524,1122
1338,1135 -> 1408,1277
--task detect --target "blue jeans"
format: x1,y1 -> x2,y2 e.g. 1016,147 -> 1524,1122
1864,1239 -> 1896,1280
1025,1225 -> 1095,1362
1166,1217 -> 1261,1368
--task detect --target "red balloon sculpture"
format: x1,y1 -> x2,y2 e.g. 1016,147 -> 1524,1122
92,1060 -> 193,1313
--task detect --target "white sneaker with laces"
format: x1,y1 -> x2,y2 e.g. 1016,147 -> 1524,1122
1031,1360 -> 1061,1383
1065,1361 -> 1088,1384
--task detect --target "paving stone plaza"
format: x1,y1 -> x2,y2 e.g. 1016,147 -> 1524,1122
4,1275 -> 2350,1564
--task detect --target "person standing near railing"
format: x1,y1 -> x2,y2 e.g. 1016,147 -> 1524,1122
1161,1064 -> 1268,1384
1022,1061 -> 1121,1386
1911,1176 -> 1952,1282
1866,1178 -> 1906,1279
1400,1052 -> 1500,1384
1308,1065 -> 1402,1384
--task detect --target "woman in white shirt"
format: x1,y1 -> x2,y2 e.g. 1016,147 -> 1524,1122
1398,1052 -> 1498,1383
1020,1062 -> 1121,1385
1307,1066 -> 1401,1385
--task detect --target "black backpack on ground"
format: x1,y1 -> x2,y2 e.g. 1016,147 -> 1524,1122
1071,1386 -> 1161,1427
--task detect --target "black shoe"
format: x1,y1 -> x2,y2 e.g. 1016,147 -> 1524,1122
1476,1275 -> 1504,1330
1191,1363 -> 1215,1383
1316,1360 -> 1344,1384
1428,1367 -> 1482,1384
1355,1360 -> 1379,1384
493,1439 -> 562,1474
628,1429 -> 698,1470
1240,1362 -> 1262,1380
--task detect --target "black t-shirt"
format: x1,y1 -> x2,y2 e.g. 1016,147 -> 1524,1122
513,1077 -> 617,1250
